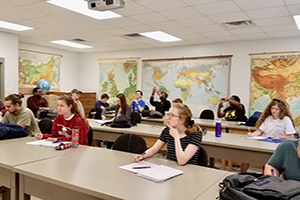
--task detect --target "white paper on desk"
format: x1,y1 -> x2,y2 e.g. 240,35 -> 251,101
93,119 -> 112,125
244,136 -> 267,140
26,140 -> 71,148
119,161 -> 159,174
137,165 -> 183,183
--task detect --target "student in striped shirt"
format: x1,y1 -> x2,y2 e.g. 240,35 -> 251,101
134,103 -> 203,165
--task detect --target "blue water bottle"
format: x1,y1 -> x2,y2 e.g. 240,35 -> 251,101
215,119 -> 221,137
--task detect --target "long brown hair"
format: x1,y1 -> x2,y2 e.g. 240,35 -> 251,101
173,103 -> 203,135
255,99 -> 294,128
58,95 -> 89,125
117,93 -> 127,115
4,93 -> 24,105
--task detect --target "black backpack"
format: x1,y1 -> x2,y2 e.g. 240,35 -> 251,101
245,111 -> 262,127
219,173 -> 300,200
110,115 -> 131,128
37,109 -> 59,120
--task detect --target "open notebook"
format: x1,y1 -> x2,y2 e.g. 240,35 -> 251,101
119,161 -> 183,183
27,140 -> 72,148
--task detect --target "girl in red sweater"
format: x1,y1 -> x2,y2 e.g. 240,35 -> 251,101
34,95 -> 89,145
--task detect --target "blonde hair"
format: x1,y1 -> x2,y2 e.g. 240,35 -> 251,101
256,99 -> 294,128
173,103 -> 203,135
58,95 -> 89,126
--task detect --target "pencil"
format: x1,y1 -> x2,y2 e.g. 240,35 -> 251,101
248,127 -> 251,133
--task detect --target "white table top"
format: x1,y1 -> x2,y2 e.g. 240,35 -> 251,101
14,147 -> 231,200
0,137 -> 73,170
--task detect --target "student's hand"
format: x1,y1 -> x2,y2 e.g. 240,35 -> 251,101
218,102 -> 223,109
247,132 -> 253,137
100,106 -> 105,110
134,154 -> 144,162
221,98 -> 228,102
168,125 -> 180,140
34,133 -> 43,140
102,116 -> 106,120
152,87 -> 156,94
46,137 -> 58,142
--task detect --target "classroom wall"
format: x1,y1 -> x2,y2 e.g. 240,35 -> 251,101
0,31 -> 18,96
79,37 -> 300,117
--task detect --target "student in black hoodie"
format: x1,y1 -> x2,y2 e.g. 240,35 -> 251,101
149,86 -> 171,116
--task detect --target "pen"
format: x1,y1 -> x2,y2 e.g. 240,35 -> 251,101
132,166 -> 151,169
271,168 -> 274,176
137,151 -> 146,159
248,127 -> 251,133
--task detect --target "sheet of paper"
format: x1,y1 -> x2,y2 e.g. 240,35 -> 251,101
244,136 -> 267,140
27,139 -> 71,147
93,119 -> 112,125
119,161 -> 159,174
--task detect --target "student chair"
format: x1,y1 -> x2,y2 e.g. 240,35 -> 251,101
88,108 -> 95,119
131,112 -> 141,126
87,126 -> 93,146
144,105 -> 149,110
199,109 -> 215,120
94,108 -> 103,119
197,146 -> 208,167
38,118 -> 53,134
112,133 -> 147,154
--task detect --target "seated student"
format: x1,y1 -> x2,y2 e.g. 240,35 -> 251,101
134,103 -> 203,166
95,93 -> 109,112
0,99 -> 6,117
71,88 -> 85,115
172,98 -> 183,106
2,93 -> 40,136
264,139 -> 300,181
150,86 -> 171,116
34,95 -> 89,145
102,93 -> 132,121
130,90 -> 145,114
27,87 -> 49,117
217,95 -> 247,121
247,99 -> 295,139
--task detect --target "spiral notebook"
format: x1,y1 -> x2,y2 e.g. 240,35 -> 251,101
120,161 -> 183,183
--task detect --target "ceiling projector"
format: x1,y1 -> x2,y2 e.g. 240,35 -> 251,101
87,0 -> 125,11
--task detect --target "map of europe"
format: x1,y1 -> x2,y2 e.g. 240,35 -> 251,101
142,57 -> 231,117
99,59 -> 137,104
18,50 -> 60,91
250,53 -> 300,130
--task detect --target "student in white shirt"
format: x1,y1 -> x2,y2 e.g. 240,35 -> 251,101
247,98 -> 295,139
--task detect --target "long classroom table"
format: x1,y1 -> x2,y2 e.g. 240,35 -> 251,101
0,137 -> 74,200
14,146 -> 231,200
89,119 -> 278,167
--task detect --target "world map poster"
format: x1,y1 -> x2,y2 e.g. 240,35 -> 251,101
99,58 -> 138,105
250,52 -> 300,130
18,50 -> 61,94
142,56 -> 231,117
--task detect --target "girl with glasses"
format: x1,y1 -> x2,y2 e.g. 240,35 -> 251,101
134,103 -> 203,165
247,99 -> 295,139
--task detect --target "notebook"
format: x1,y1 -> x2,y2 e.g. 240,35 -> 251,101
119,161 -> 183,183
27,140 -> 72,148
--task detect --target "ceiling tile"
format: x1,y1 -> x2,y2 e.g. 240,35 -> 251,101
210,35 -> 241,42
176,17 -> 214,27
104,17 -> 142,27
135,0 -> 187,11
194,1 -> 241,15
113,2 -> 152,16
266,30 -> 300,38
261,24 -> 297,32
9,0 -> 40,6
128,13 -> 169,24
159,7 -> 201,20
245,6 -> 289,19
288,5 -> 300,15
237,33 -> 268,40
233,0 -> 285,10
208,12 -> 249,23
201,30 -> 232,37
148,21 -> 183,31
181,0 -> 227,6
252,16 -> 294,26
124,25 -> 153,33
229,27 -> 263,35
284,0 -> 300,5
191,24 -> 225,33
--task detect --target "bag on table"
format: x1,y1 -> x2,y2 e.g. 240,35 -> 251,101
219,173 -> 300,200
110,115 -> 131,128
0,123 -> 28,140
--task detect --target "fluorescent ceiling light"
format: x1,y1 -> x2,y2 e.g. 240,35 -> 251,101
47,0 -> 121,20
51,40 -> 92,49
0,20 -> 33,31
139,31 -> 182,42
294,15 -> 300,29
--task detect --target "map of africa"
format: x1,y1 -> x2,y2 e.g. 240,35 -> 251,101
99,59 -> 138,104
142,57 -> 231,117
250,53 -> 300,130
18,50 -> 60,92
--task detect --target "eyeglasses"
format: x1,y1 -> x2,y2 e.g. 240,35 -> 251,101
166,113 -> 180,118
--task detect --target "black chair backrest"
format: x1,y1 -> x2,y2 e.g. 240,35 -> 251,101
131,112 -> 141,126
38,118 -> 53,134
144,105 -> 149,110
112,133 -> 147,154
88,108 -> 95,119
87,126 -> 93,146
94,108 -> 103,119
197,146 -> 208,167
199,109 -> 215,120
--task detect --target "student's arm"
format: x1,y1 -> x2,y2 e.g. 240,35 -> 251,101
217,102 -> 225,118
247,129 -> 263,137
169,126 -> 200,165
27,98 -> 39,115
273,134 -> 294,139
102,105 -> 117,120
124,105 -> 132,120
264,164 -> 280,176
149,96 -> 157,107
137,100 -> 145,112
134,139 -> 165,162
228,98 -> 243,110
